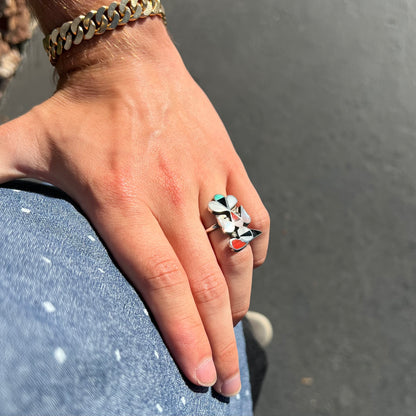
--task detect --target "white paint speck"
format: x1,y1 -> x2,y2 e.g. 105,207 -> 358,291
87,235 -> 96,242
42,301 -> 56,313
54,347 -> 67,364
143,308 -> 149,316
181,397 -> 186,405
236,393 -> 241,400
21,208 -> 31,214
41,256 -> 51,265
245,389 -> 250,396
115,349 -> 121,362
98,268 -> 105,274
154,350 -> 159,359
156,403 -> 163,413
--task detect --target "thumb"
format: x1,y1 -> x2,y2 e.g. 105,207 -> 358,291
0,105 -> 49,184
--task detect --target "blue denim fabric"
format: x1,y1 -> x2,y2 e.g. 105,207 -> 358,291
0,182 -> 253,416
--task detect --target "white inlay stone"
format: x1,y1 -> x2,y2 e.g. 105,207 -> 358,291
21,208 -> 31,214
240,206 -> 251,224
154,350 -> 159,359
218,217 -> 235,234
143,308 -> 149,316
236,393 -> 241,400
12,189 -> 21,192
42,301 -> 56,313
98,268 -> 105,274
115,349 -> 121,362
156,403 -> 163,413
87,235 -> 96,242
181,397 -> 186,405
54,347 -> 67,364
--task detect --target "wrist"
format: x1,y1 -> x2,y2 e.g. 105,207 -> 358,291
54,16 -> 171,76
50,18 -> 188,105
29,0 -> 169,75
30,0 -> 130,33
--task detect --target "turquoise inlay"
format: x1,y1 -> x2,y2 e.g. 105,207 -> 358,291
214,194 -> 224,201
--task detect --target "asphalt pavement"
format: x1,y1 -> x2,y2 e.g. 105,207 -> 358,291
1,1 -> 416,415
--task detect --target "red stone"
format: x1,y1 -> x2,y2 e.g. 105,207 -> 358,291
231,239 -> 247,250
231,212 -> 240,222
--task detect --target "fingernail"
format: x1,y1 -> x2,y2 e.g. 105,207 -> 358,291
196,358 -> 217,387
219,374 -> 241,397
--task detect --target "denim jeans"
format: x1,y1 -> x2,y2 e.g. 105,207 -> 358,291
0,181 -> 253,416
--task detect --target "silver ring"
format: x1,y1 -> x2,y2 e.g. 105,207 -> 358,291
206,194 -> 262,252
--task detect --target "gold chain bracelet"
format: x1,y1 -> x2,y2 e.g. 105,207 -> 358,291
43,0 -> 166,65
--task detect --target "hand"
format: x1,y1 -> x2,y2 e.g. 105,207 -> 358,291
0,18 -> 270,396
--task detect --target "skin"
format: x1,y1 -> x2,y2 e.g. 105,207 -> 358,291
0,3 -> 270,397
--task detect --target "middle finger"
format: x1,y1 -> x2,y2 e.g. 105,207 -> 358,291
160,203 -> 243,397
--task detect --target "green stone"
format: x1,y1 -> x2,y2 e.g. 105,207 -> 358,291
214,194 -> 224,201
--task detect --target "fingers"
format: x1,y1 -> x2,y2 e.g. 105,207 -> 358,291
90,204 -> 217,389
160,209 -> 243,397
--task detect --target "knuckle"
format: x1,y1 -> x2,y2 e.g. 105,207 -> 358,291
104,171 -> 137,204
156,153 -> 189,209
90,167 -> 140,211
224,245 -> 253,270
253,255 -> 267,268
144,257 -> 184,292
254,206 -> 271,232
192,270 -> 228,306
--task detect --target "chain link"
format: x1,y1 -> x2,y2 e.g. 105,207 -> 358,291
43,0 -> 166,65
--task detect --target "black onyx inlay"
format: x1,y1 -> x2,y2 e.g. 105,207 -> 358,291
217,197 -> 227,207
